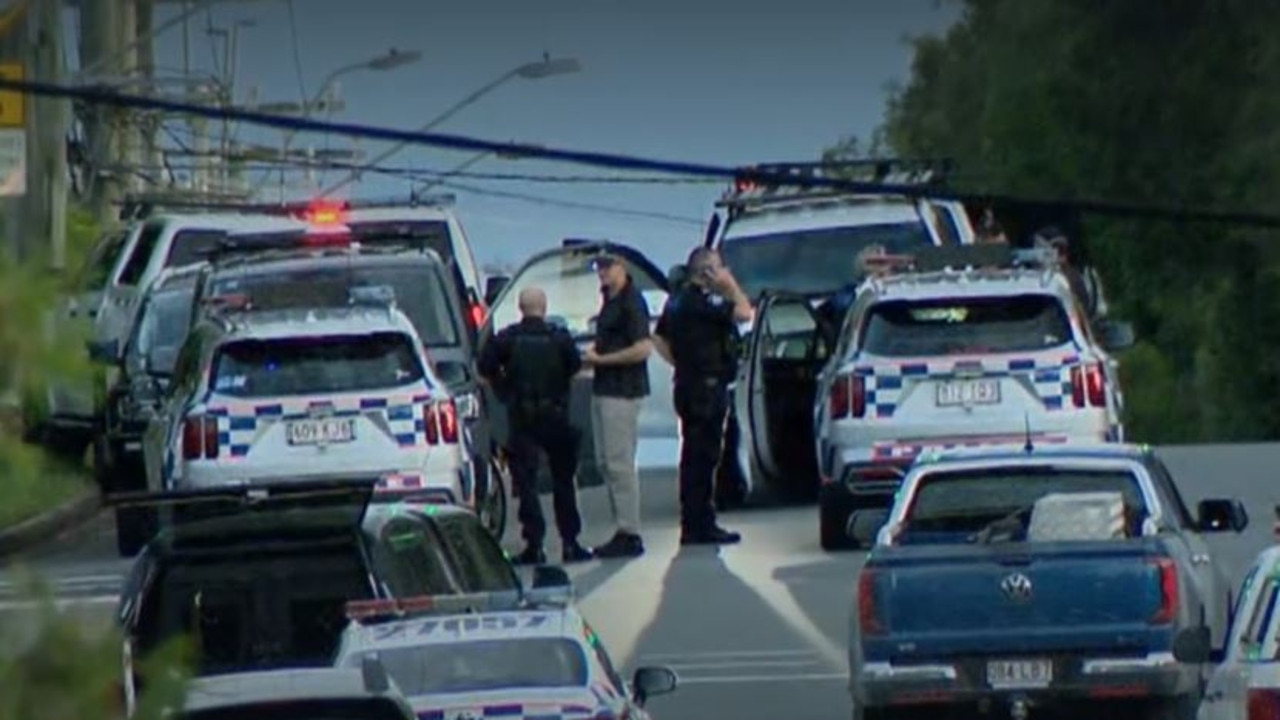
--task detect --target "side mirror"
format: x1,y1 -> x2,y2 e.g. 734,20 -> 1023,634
846,508 -> 890,547
530,564 -> 571,590
1197,499 -> 1248,533
631,666 -> 678,706
361,655 -> 391,693
484,276 -> 510,307
1172,626 -> 1213,664
1097,319 -> 1135,352
87,339 -> 120,364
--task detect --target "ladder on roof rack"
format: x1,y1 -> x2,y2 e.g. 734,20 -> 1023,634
716,158 -> 955,213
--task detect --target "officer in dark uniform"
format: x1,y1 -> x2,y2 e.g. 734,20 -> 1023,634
652,247 -> 755,545
478,287 -> 593,565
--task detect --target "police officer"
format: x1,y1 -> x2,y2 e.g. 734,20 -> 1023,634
652,247 -> 754,545
478,287 -> 593,565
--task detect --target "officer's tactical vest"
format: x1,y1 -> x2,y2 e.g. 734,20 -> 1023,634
507,328 -> 568,424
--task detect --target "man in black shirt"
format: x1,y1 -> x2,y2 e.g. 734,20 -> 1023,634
479,287 -> 593,565
652,247 -> 754,545
582,251 -> 652,559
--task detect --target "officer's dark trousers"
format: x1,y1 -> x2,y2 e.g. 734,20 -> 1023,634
508,412 -> 583,547
674,378 -> 729,534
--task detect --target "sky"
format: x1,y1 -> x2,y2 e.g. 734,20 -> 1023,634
87,0 -> 960,271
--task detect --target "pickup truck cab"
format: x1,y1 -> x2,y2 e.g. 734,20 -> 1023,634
848,442 -> 1248,720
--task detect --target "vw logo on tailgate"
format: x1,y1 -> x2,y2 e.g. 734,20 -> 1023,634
1000,572 -> 1033,602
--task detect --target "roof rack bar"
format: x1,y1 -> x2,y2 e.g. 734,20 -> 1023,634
116,192 -> 457,222
717,158 -> 955,213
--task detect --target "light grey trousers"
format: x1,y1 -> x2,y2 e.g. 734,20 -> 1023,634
590,395 -> 643,534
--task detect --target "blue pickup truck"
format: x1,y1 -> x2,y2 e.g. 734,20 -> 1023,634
847,442 -> 1248,720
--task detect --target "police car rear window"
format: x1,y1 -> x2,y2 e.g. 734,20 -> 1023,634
210,333 -> 425,398
210,266 -> 459,347
721,221 -> 933,297
860,295 -> 1071,357
358,638 -> 587,695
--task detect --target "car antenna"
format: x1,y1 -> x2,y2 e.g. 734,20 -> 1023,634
1023,412 -> 1034,454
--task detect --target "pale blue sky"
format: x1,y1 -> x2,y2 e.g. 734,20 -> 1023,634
129,0 -> 959,270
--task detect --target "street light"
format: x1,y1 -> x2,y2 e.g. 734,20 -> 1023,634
318,55 -> 582,197
265,48 -> 422,197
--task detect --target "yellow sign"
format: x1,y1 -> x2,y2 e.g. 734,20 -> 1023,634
0,63 -> 22,128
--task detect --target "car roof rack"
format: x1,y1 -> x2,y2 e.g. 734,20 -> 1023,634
867,244 -> 1061,278
343,586 -> 572,626
117,192 -> 457,222
715,158 -> 954,215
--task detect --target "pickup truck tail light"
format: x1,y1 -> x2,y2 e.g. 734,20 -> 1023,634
423,400 -> 459,445
829,373 -> 866,419
181,415 -> 219,460
857,569 -> 885,635
1070,363 -> 1107,408
1248,689 -> 1280,720
1148,557 -> 1177,624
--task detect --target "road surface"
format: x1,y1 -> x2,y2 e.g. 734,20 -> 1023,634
2,444 -> 1278,720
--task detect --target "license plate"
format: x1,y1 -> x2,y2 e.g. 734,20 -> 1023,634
935,379 -> 1001,406
286,418 -> 355,446
987,659 -> 1053,689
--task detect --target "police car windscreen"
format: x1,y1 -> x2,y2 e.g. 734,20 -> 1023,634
210,333 -> 425,398
355,638 -> 587,695
134,287 -> 195,375
165,229 -> 228,268
210,266 -> 459,346
720,221 -> 933,297
860,295 -> 1071,357
183,698 -> 414,720
900,468 -> 1143,541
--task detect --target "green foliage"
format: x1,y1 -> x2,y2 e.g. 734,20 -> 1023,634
859,0 -> 1280,441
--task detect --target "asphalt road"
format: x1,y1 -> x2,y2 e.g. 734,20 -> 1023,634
2,443 -> 1279,720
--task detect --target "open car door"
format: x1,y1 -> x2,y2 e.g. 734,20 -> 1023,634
478,240 -> 673,489
737,291 -> 833,498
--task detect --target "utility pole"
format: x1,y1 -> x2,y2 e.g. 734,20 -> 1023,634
31,0 -> 67,269
0,0 -> 27,261
79,0 -> 124,222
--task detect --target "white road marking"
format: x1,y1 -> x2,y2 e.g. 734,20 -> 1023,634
675,673 -> 847,685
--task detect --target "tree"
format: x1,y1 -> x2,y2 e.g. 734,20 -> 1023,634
848,0 -> 1280,441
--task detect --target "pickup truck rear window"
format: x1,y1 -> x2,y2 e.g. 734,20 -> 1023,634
901,468 -> 1145,541
861,294 -> 1072,357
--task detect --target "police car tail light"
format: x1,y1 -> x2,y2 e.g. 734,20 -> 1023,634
828,374 -> 865,419
857,569 -> 885,635
1148,557 -> 1177,625
424,400 -> 459,445
1247,689 -> 1280,720
1069,363 -> 1107,408
181,415 -> 219,460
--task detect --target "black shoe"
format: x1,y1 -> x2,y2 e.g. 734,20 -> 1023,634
562,542 -> 594,564
593,531 -> 644,559
512,546 -> 546,566
681,526 -> 742,546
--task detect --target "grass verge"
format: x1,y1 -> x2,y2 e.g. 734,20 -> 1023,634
0,416 -> 93,530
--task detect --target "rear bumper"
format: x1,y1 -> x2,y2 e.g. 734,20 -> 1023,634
855,651 -> 1196,710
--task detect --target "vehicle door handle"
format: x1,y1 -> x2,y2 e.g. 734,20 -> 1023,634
1192,553 -> 1212,565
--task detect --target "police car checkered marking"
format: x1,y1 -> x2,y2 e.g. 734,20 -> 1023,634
854,354 -> 1081,418
415,704 -> 597,720
206,390 -> 434,458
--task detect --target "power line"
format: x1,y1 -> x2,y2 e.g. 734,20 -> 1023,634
426,178 -> 706,226
14,75 -> 1280,229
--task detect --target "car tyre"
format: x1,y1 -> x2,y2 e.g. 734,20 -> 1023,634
479,449 -> 509,541
820,495 -> 857,551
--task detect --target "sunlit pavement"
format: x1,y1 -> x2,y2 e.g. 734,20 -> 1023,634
3,444 -> 1280,720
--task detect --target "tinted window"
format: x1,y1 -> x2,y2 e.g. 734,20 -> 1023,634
901,468 -> 1144,541
184,699 -> 411,720
119,222 -> 165,286
433,516 -> 518,592
351,638 -> 587,695
368,518 -> 458,597
165,229 -> 226,268
721,221 -> 933,297
83,231 -> 129,290
211,333 -> 426,398
130,288 -> 196,375
489,251 -> 664,338
861,295 -> 1072,358
208,265 -> 459,347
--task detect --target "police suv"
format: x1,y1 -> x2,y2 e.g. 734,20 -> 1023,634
813,245 -> 1136,549
333,588 -> 680,720
140,288 -> 472,506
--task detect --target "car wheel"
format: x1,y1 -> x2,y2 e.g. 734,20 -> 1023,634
820,497 -> 857,551
479,451 -> 510,541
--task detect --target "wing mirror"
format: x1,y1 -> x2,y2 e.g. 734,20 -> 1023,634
631,666 -> 678,707
1172,626 -> 1224,664
1097,319 -> 1135,352
484,276 -> 510,306
87,339 -> 120,364
1197,499 -> 1248,533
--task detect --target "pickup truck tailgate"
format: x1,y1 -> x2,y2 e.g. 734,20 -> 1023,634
864,541 -> 1174,658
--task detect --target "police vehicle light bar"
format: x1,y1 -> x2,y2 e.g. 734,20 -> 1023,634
870,244 -> 1062,278
305,200 -> 347,226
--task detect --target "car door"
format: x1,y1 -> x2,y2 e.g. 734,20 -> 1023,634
738,291 -> 831,483
98,220 -> 164,346
143,329 -> 204,490
478,242 -> 671,488
1202,565 -> 1278,720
